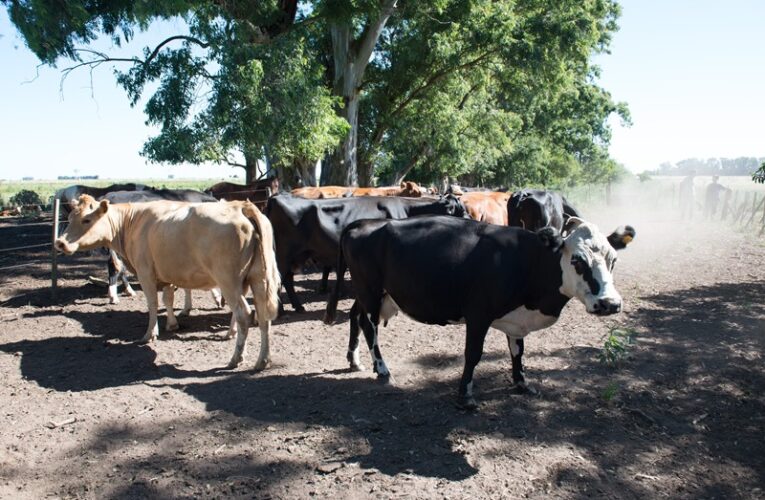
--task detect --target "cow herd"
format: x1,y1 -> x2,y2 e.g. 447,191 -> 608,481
53,178 -> 635,409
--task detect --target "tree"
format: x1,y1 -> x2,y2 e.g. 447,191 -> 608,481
10,189 -> 43,206
5,0 -> 345,184
6,0 -> 628,187
754,161 -> 765,184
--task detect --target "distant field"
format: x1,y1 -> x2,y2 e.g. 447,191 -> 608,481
1,174 -> 763,210
0,178 -> 229,207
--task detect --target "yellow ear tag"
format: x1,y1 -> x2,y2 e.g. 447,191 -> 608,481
622,235 -> 633,244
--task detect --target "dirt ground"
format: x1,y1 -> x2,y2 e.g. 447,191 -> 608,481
0,203 -> 764,500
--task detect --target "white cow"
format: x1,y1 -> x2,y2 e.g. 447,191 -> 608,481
55,195 -> 281,369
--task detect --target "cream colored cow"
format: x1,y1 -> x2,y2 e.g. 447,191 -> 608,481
55,195 -> 281,370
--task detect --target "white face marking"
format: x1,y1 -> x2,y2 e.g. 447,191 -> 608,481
491,307 -> 558,337
558,222 -> 622,314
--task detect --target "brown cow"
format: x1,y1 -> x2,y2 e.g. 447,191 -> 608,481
291,186 -> 353,199
460,191 -> 512,225
352,181 -> 423,197
206,177 -> 280,209
55,195 -> 281,370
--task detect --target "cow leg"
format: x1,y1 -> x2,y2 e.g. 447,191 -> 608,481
138,278 -> 159,344
283,271 -> 305,313
506,337 -> 536,394
121,275 -> 137,297
178,289 -> 192,317
251,293 -> 271,371
359,309 -> 392,382
227,294 -> 251,369
107,254 -> 121,304
163,286 -> 179,332
346,301 -> 364,371
457,322 -> 490,410
318,267 -> 331,293
211,288 -> 224,309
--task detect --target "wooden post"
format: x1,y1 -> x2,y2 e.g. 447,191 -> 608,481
51,198 -> 60,300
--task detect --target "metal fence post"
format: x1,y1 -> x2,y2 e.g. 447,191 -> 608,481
51,198 -> 60,300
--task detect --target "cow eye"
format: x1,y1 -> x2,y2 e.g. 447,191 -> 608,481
82,219 -> 91,225
570,255 -> 587,274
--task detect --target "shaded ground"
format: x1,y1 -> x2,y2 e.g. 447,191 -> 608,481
0,208 -> 764,499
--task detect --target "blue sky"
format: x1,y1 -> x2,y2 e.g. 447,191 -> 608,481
1,1 -> 763,180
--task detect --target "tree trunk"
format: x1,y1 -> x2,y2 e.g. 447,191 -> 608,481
244,149 -> 260,184
324,0 -> 398,187
295,157 -> 318,187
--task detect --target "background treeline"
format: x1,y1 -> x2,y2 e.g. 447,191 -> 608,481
648,157 -> 765,177
6,0 -> 629,188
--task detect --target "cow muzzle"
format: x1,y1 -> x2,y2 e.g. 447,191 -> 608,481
54,238 -> 76,255
590,297 -> 621,316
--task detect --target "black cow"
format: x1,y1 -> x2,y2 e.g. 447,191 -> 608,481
100,189 -> 219,309
265,193 -> 468,315
338,215 -> 636,409
507,189 -> 580,231
56,183 -> 149,214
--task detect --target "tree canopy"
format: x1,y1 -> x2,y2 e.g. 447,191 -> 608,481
5,0 -> 629,187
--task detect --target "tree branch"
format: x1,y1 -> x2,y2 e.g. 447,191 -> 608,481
354,0 -> 398,82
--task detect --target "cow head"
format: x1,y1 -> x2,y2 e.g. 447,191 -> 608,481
399,181 -> 423,197
550,218 -> 635,315
438,193 -> 469,218
54,195 -> 113,255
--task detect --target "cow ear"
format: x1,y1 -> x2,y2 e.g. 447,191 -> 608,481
607,225 -> 636,250
99,199 -> 110,214
537,227 -> 564,252
562,216 -> 585,237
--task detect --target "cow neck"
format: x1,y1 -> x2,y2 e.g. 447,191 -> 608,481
106,204 -> 132,258
526,244 -> 570,317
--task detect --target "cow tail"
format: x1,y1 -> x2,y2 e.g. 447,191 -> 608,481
323,227 -> 348,325
243,202 -> 281,322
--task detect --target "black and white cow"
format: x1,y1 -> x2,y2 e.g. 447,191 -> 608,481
338,215 -> 636,409
265,193 -> 468,315
507,189 -> 580,231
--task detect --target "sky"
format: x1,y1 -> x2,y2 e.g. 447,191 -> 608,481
0,1 -> 763,181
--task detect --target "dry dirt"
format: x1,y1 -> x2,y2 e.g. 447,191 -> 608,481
0,204 -> 764,499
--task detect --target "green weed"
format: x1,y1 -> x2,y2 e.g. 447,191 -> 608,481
599,327 -> 637,368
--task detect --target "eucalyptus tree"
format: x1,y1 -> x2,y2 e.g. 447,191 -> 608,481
4,0 -> 346,184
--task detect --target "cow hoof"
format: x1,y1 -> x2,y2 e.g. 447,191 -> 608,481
165,322 -> 179,332
349,362 -> 364,372
223,330 -> 236,340
376,374 -> 395,385
513,382 -> 539,396
177,309 -> 191,318
137,335 -> 155,344
253,359 -> 272,372
323,313 -> 335,325
109,297 -> 120,305
456,395 -> 479,411
226,357 -> 243,369
294,306 -> 306,314
126,290 -> 137,298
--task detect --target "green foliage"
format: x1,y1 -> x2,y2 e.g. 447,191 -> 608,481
5,0 -> 628,186
753,162 -> 765,184
10,189 -> 43,206
638,171 -> 652,183
599,327 -> 636,368
601,381 -> 620,402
